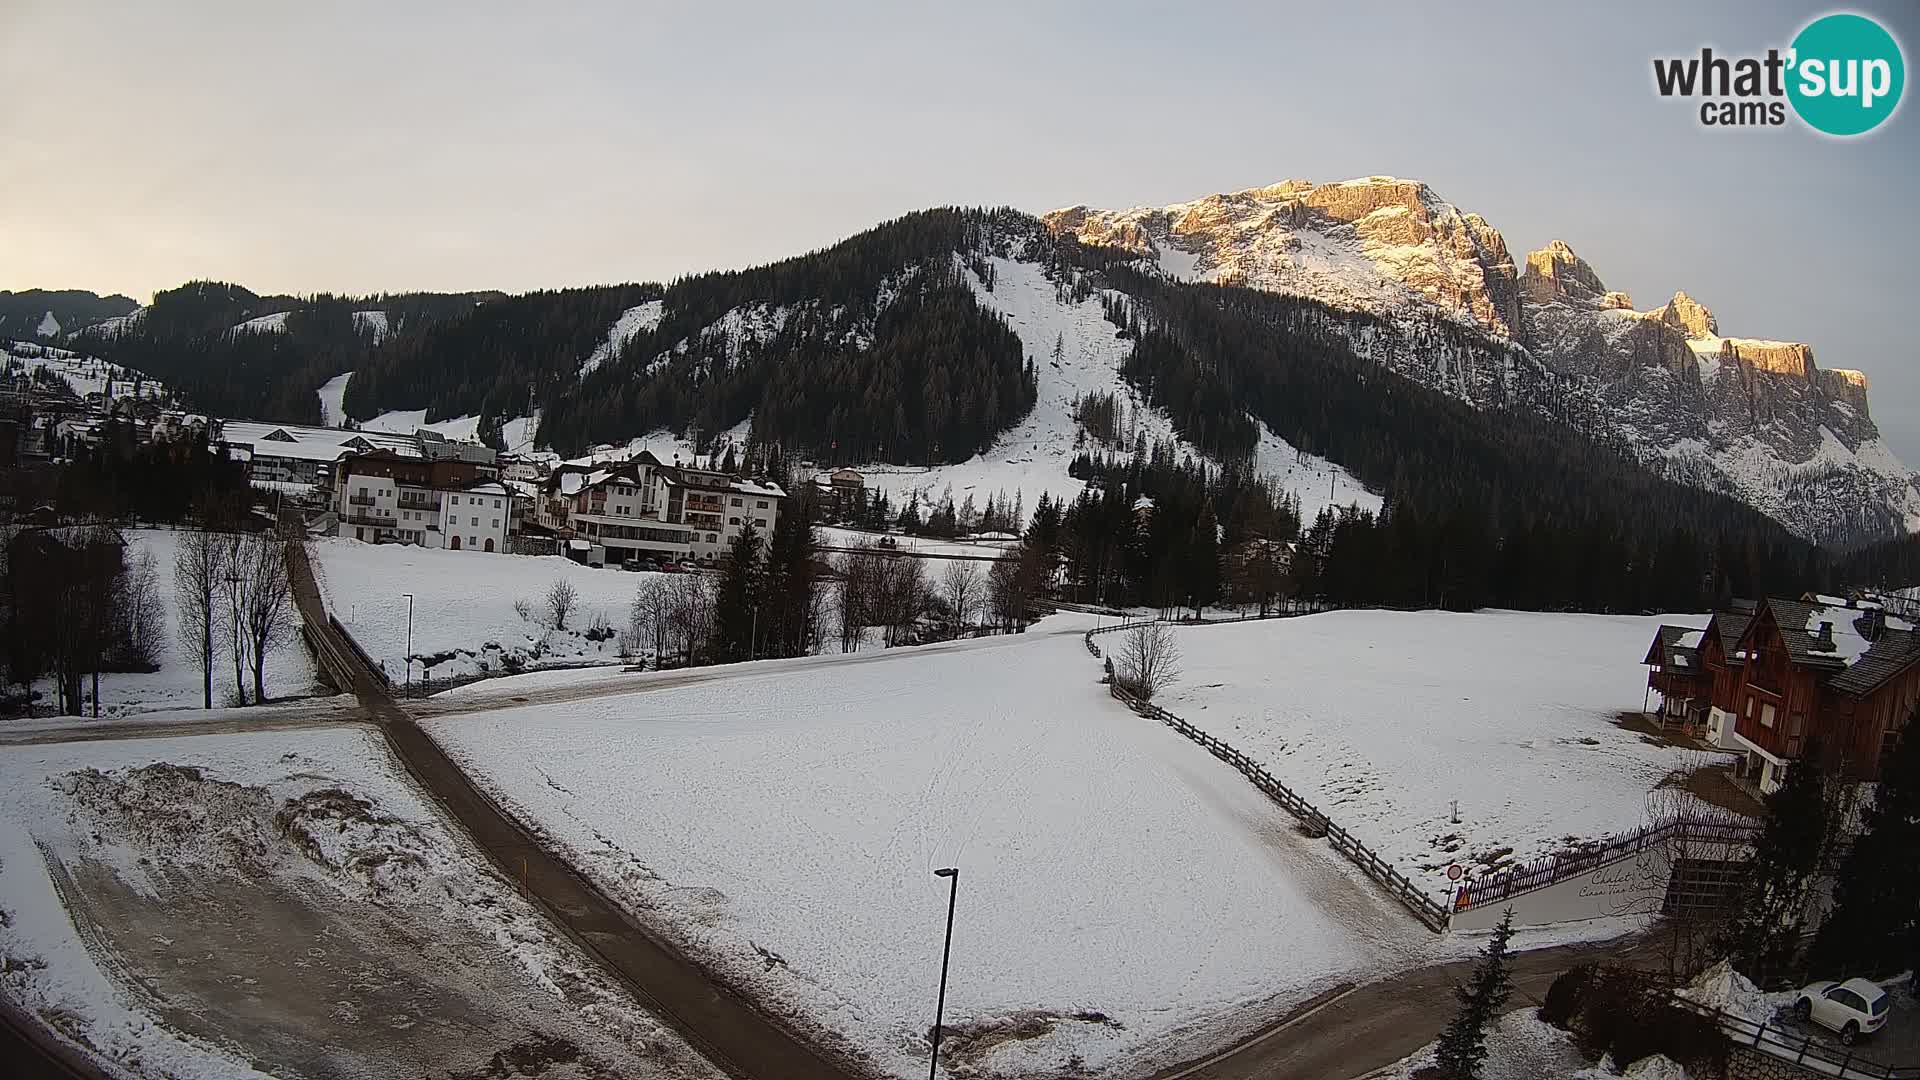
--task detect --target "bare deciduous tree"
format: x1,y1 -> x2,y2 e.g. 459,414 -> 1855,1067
837,544 -> 881,653
666,573 -> 714,666
236,536 -> 294,705
116,548 -> 166,671
630,576 -> 670,668
941,561 -> 980,635
547,578 -> 579,630
1116,621 -> 1181,700
175,526 -> 229,710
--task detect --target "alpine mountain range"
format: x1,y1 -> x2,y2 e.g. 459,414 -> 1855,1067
3,174 -> 1909,549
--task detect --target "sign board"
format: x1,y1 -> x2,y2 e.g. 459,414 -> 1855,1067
1446,863 -> 1464,881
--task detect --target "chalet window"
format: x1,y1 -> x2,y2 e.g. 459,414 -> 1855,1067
755,518 -> 767,529
729,517 -> 740,525
1761,703 -> 1776,728
493,499 -> 501,508
731,497 -> 743,507
451,496 -> 460,505
756,500 -> 768,509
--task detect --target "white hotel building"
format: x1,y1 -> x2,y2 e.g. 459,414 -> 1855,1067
535,450 -> 783,564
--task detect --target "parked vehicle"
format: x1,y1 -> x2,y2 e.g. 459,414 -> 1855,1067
1794,978 -> 1890,1044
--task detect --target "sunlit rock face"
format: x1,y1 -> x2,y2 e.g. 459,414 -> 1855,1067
1046,178 -> 1918,545
1045,176 -> 1522,338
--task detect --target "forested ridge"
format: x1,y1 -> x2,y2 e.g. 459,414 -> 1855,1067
16,207 -> 1858,608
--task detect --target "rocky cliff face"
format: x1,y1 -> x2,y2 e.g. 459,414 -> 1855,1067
1046,177 -> 1523,338
1047,178 -> 1917,546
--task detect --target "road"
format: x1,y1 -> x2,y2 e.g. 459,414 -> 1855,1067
1154,934 -> 1664,1080
283,541 -> 863,1080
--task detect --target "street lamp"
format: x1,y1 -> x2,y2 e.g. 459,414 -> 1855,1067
401,592 -> 414,694
928,866 -> 959,1080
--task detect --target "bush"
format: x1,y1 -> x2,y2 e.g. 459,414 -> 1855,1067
1541,963 -> 1596,1029
1636,1007 -> 1728,1078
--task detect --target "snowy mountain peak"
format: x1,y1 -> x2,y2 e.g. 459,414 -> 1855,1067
1043,176 -> 1522,338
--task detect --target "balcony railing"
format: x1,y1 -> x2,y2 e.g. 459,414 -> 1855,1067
342,512 -> 392,527
348,494 -> 377,507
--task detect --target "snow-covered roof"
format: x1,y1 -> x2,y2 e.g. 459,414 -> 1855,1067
730,479 -> 786,498
219,420 -> 421,462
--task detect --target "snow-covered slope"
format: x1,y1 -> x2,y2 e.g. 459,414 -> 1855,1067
316,370 -> 352,427
856,252 -> 1377,522
3,340 -> 169,402
577,300 -> 664,378
360,408 -> 482,442
228,310 -> 291,335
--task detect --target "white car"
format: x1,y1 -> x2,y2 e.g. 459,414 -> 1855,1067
1794,977 -> 1890,1045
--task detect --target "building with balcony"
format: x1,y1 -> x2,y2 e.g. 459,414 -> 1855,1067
535,450 -> 784,566
1649,595 -> 1920,795
330,449 -> 514,552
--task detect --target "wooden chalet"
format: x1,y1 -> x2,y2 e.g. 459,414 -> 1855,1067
1723,596 -> 1920,792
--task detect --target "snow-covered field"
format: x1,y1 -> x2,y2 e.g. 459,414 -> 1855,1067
816,524 -> 1018,558
0,728 -> 719,1079
424,620 -> 1436,1078
1158,610 -> 1716,898
359,408 -> 482,442
311,538 -> 648,683
31,530 -> 319,716
315,371 -> 351,427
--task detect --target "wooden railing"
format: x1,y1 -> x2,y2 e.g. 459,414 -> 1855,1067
1086,620 -> 1451,932
1455,816 -> 1761,913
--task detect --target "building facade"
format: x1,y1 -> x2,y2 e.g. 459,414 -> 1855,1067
535,451 -> 783,565
331,450 -> 514,552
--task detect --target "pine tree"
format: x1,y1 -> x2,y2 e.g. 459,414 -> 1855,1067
1432,909 -> 1516,1079
1186,500 -> 1221,619
763,491 -> 819,659
1810,719 -> 1920,976
710,522 -> 763,662
1717,740 -> 1834,982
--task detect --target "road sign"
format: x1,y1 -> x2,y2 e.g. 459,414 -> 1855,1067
1446,863 -> 1464,881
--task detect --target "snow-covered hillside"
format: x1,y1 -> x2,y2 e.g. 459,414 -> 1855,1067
359,408 -> 481,442
228,310 -> 291,335
351,308 -> 389,343
3,341 -> 169,402
577,300 -> 664,378
858,252 -> 1377,522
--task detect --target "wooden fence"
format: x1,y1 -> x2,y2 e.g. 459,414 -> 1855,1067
1086,621 -> 1452,932
1454,815 -> 1762,913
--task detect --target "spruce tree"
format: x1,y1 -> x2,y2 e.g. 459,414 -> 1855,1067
711,522 -> 763,662
763,491 -> 819,659
1716,740 -> 1834,982
1810,719 -> 1920,976
1187,500 -> 1221,619
1432,909 -> 1515,1080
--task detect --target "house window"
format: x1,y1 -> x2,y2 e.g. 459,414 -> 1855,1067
491,519 -> 499,528
1760,703 -> 1776,728
451,496 -> 459,504
493,499 -> 501,508
756,500 -> 767,509
706,533 -> 717,543
729,517 -> 740,526
471,516 -> 479,527
731,497 -> 742,507
755,518 -> 767,529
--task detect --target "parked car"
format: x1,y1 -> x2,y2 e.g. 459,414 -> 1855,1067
1794,978 -> 1890,1044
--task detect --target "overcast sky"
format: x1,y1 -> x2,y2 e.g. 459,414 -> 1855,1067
4,1 -> 1917,458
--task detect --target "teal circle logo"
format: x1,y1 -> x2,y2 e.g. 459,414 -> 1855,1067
1788,13 -> 1905,136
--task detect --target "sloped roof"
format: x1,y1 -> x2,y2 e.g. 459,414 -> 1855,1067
1707,609 -> 1753,665
1755,596 -> 1920,698
1644,624 -> 1704,670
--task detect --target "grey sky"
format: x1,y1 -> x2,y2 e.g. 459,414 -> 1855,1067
4,1 -> 1917,458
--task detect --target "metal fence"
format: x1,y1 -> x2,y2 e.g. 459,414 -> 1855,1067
1672,997 -> 1920,1079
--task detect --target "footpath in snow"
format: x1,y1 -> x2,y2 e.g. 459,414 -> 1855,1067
1158,609 -> 1717,899
423,620 -> 1436,1078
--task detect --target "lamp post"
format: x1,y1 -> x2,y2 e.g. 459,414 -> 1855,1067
928,866 -> 959,1080
401,592 -> 414,694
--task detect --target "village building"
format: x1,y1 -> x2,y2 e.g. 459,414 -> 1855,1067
329,449 -> 514,552
536,450 -> 783,566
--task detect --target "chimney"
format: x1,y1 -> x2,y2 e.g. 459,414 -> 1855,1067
1814,621 -> 1836,651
